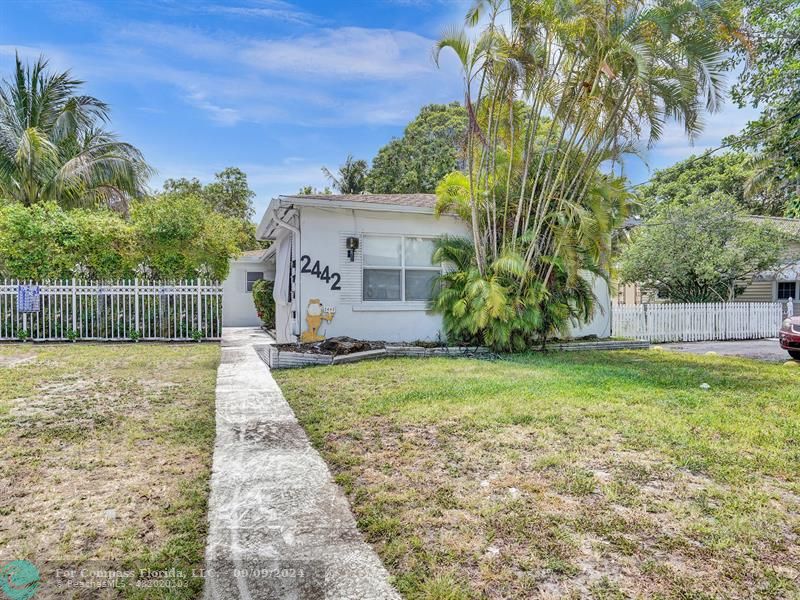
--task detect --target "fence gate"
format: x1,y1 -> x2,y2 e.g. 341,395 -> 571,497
612,301 -> 787,343
0,279 -> 223,342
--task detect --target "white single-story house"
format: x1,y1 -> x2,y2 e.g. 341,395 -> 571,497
222,194 -> 611,343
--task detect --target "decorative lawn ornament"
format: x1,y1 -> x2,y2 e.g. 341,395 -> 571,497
300,298 -> 335,343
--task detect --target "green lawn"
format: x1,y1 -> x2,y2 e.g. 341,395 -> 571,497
0,342 -> 219,599
275,350 -> 800,599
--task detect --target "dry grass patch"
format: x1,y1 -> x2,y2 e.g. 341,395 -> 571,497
275,351 -> 800,599
0,342 -> 219,598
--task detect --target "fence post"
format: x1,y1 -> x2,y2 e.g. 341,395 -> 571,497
134,278 -> 140,333
788,298 -> 794,318
71,277 -> 77,333
197,279 -> 202,334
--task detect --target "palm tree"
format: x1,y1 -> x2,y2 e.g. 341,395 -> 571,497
430,0 -> 736,348
0,54 -> 151,212
321,154 -> 369,194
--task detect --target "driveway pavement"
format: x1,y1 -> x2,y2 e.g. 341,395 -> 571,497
203,327 -> 400,600
661,339 -> 792,362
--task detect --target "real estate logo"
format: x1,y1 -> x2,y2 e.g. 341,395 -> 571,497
0,560 -> 40,600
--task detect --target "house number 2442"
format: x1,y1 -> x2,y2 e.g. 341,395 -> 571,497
300,255 -> 342,290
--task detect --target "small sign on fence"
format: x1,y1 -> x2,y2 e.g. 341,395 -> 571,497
16,285 -> 40,313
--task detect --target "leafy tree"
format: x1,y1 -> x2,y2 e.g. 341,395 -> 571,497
161,167 -> 258,249
321,155 -> 368,194
202,167 -> 255,221
638,152 -> 784,216
162,177 -> 203,197
366,103 -> 468,193
729,0 -> 800,214
0,55 -> 151,212
0,198 -> 243,280
162,167 -> 255,221
620,196 -> 785,302
0,202 -> 135,280
132,194 -> 242,280
430,0 -> 735,348
297,185 -> 331,195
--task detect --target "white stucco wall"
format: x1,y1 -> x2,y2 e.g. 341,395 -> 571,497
270,204 -> 612,344
566,273 -> 611,338
222,258 -> 275,327
288,206 -> 469,343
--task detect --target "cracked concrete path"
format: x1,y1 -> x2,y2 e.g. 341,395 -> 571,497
203,327 -> 401,600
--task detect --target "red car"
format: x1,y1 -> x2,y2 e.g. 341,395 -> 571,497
779,316 -> 800,360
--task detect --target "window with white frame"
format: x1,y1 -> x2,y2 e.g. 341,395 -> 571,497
777,280 -> 798,300
362,235 -> 440,302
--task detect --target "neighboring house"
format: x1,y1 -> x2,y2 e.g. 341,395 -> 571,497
613,215 -> 800,305
737,216 -> 800,303
223,193 -> 612,343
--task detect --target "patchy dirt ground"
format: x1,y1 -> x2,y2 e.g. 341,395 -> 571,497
276,351 -> 800,599
0,343 -> 219,598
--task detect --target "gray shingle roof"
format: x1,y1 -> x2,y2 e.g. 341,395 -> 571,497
282,193 -> 437,209
239,249 -> 268,258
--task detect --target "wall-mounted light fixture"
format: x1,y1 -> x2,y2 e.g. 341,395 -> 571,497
346,236 -> 359,262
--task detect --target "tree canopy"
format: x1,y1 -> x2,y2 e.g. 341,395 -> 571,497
297,185 -> 331,195
161,167 -> 259,250
0,197 -> 242,281
637,152 -> 785,216
729,0 -> 800,216
0,55 -> 151,212
366,103 -> 468,194
162,166 -> 255,222
428,0 -> 736,349
132,194 -> 243,280
321,155 -> 368,194
620,196 -> 785,302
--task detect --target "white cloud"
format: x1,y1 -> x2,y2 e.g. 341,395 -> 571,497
1,6 -> 468,161
624,98 -> 760,182
115,23 -> 230,61
240,27 -> 437,80
12,20 -> 463,128
0,44 -> 75,73
204,0 -> 318,25
633,100 -> 759,173
185,91 -> 242,125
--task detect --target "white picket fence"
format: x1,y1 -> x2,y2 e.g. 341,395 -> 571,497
612,301 -> 787,343
0,279 -> 223,342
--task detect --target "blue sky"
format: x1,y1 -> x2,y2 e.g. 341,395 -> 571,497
1,0 -> 758,216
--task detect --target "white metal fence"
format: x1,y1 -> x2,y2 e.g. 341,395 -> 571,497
1,279 -> 223,342
612,301 -> 787,343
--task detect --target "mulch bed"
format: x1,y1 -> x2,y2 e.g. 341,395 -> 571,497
276,336 -> 448,356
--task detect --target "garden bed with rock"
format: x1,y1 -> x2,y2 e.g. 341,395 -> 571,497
256,336 -> 649,369
257,336 -> 491,369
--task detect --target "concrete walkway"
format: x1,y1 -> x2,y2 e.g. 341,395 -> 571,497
203,327 -> 400,600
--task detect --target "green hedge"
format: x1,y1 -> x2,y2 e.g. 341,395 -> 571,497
0,197 -> 244,281
251,279 -> 275,328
